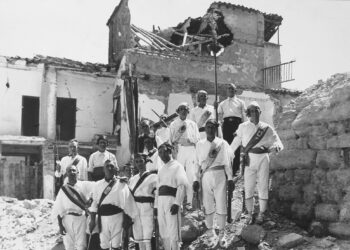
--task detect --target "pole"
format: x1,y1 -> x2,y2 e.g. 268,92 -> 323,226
213,39 -> 219,135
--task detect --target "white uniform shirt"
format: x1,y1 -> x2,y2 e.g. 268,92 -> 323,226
155,127 -> 171,147
218,96 -> 246,119
55,155 -> 88,183
190,105 -> 215,127
195,137 -> 232,181
156,159 -> 189,206
88,150 -> 118,172
52,181 -> 95,218
129,171 -> 157,199
230,121 -> 284,154
169,118 -> 200,145
90,178 -> 138,219
144,149 -> 163,172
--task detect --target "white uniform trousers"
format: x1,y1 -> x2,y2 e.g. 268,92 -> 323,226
158,196 -> 181,250
244,153 -> 270,200
62,214 -> 87,250
202,170 -> 227,215
133,202 -> 154,243
177,145 -> 196,204
99,213 -> 123,249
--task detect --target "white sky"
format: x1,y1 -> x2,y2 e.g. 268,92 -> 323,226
0,0 -> 349,90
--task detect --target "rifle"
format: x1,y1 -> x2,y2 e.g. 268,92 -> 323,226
241,155 -> 246,213
154,214 -> 159,250
122,226 -> 129,250
151,113 -> 178,130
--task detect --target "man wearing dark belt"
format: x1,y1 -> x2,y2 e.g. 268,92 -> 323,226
155,143 -> 189,250
88,135 -> 117,181
217,83 -> 246,175
230,102 -> 283,224
52,165 -> 95,250
193,120 -> 235,248
129,153 -> 158,250
89,160 -> 137,250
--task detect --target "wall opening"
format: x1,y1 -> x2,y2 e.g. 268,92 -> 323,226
22,96 -> 40,136
56,97 -> 76,141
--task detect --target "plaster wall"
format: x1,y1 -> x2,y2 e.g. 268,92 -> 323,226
127,41 -> 265,90
0,60 -> 44,135
56,70 -> 115,142
212,4 -> 265,45
264,42 -> 281,67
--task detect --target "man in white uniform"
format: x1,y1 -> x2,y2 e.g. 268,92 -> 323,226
230,102 -> 283,224
189,90 -> 215,139
55,139 -> 88,183
155,142 -> 189,250
89,160 -> 137,250
129,153 -> 158,250
52,165 -> 95,250
169,102 -> 200,210
88,135 -> 117,181
143,135 -> 163,172
193,119 -> 235,248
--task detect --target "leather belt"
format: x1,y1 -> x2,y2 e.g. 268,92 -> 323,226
67,212 -> 83,216
134,196 -> 155,203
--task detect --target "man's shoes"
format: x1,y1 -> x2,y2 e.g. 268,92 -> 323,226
246,213 -> 254,225
204,229 -> 217,248
256,212 -> 265,225
185,203 -> 193,211
218,229 -> 228,248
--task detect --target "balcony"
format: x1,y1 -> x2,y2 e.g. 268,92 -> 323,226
262,60 -> 295,88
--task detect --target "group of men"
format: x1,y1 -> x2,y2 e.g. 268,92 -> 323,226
52,83 -> 284,250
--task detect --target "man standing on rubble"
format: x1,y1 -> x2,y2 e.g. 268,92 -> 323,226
217,83 -> 246,175
88,135 -> 117,181
89,160 -> 137,250
230,102 -> 283,224
55,139 -> 88,184
189,90 -> 215,139
155,142 -> 189,250
129,153 -> 158,250
193,119 -> 235,248
169,102 -> 200,210
52,165 -> 95,250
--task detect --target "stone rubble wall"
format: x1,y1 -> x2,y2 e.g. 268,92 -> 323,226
269,73 -> 350,238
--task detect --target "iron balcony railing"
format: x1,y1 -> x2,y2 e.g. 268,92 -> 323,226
262,60 -> 295,88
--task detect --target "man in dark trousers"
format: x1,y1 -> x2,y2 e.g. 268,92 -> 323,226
217,83 -> 246,175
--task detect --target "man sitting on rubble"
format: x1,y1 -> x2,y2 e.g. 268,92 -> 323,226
52,164 -> 95,250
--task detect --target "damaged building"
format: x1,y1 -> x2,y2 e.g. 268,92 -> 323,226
0,55 -> 116,199
109,0 -> 299,166
1,1 -> 300,200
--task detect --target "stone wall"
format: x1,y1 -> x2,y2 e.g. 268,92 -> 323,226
270,73 -> 350,238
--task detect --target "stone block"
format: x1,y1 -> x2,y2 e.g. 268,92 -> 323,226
277,110 -> 298,130
270,149 -> 316,170
328,121 -> 348,136
327,134 -> 350,149
311,168 -> 326,186
277,233 -> 304,248
278,130 -> 298,141
283,138 -> 309,150
291,202 -> 314,222
278,184 -> 302,201
309,221 -> 327,237
319,185 -> 343,204
303,184 -> 318,205
327,169 -> 350,189
328,222 -> 350,239
308,136 -> 327,150
241,225 -> 266,245
339,202 -> 350,222
294,169 -> 311,184
315,204 -> 339,222
316,150 -> 343,169
284,169 -> 294,182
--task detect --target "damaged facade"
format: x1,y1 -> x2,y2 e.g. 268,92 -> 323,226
108,0 -> 298,166
0,55 -> 116,199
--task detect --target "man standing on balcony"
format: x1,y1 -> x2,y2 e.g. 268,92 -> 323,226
217,83 -> 246,175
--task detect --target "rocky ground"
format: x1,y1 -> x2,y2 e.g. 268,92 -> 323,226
1,180 -> 350,250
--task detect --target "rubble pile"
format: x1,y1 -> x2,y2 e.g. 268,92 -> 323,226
269,73 -> 350,238
0,197 -> 59,250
